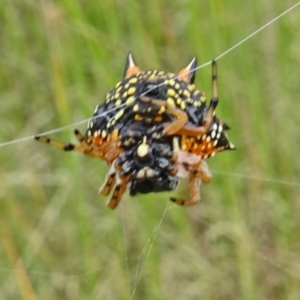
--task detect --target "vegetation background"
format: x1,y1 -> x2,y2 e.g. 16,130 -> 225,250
0,0 -> 300,299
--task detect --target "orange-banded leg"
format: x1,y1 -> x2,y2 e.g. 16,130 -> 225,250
35,129 -> 93,155
106,174 -> 131,209
170,171 -> 200,206
140,60 -> 219,138
99,168 -> 117,196
140,97 -> 188,135
170,160 -> 212,206
35,129 -> 122,163
139,96 -> 217,138
190,159 -> 212,184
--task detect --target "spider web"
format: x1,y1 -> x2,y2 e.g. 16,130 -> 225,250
1,2 -> 300,299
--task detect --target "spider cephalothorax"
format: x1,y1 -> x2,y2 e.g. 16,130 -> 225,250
35,52 -> 234,209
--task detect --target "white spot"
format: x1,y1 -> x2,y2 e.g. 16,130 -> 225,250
94,105 -> 99,114
101,130 -> 107,138
218,124 -> 223,132
213,123 -> 218,131
216,133 -> 221,139
202,134 -> 206,141
211,130 -> 216,139
136,169 -> 145,179
137,143 -> 149,157
206,136 -> 211,142
146,168 -> 155,178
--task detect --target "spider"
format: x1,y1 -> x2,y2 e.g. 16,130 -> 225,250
35,53 -> 234,209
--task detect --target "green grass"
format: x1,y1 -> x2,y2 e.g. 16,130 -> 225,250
1,0 -> 300,299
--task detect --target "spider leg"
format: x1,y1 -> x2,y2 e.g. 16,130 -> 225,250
35,129 -> 122,163
35,129 -> 93,155
169,60 -> 219,136
191,159 -> 212,183
106,175 -> 130,209
140,60 -> 219,138
99,168 -> 117,196
170,172 -> 200,206
170,157 -> 212,206
140,97 -> 188,135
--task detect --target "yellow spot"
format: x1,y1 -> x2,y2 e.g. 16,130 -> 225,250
158,106 -> 166,114
134,114 -> 143,121
115,99 -> 122,106
181,143 -> 187,151
167,97 -> 175,107
183,90 -> 190,98
200,95 -> 206,102
111,128 -> 119,140
149,74 -> 158,80
172,137 -> 180,150
122,91 -> 128,98
126,96 -> 135,105
114,109 -> 124,120
115,81 -> 121,88
167,89 -> 176,97
127,87 -> 136,95
125,83 -> 129,89
180,101 -> 186,110
194,101 -> 200,107
168,79 -> 175,86
176,98 -> 182,105
114,93 -> 120,100
133,104 -> 139,112
175,83 -> 180,89
129,77 -> 138,84
188,84 -> 195,91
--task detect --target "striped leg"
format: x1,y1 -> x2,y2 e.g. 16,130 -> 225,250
170,173 -> 200,206
170,160 -> 212,206
140,61 -> 219,138
106,175 -> 130,209
99,168 -> 117,196
35,129 -> 92,155
35,129 -> 122,163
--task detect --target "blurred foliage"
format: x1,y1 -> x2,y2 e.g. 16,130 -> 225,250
0,0 -> 300,299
